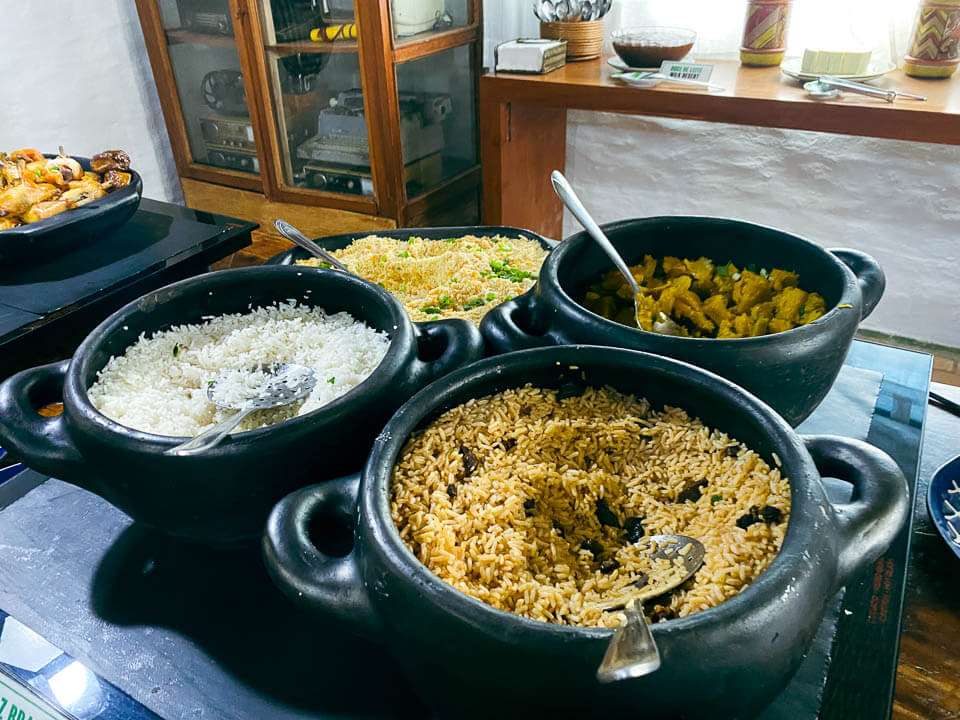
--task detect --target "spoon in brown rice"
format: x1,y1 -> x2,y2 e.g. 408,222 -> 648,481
596,534 -> 705,683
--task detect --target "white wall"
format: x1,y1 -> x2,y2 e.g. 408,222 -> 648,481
483,1 -> 960,348
564,114 -> 960,347
0,1 -> 181,204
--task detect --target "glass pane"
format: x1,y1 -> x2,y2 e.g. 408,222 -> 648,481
159,0 -> 260,175
395,45 -> 477,197
266,51 -> 372,195
391,0 -> 469,42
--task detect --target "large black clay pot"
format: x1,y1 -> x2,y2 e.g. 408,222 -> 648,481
0,266 -> 484,544
480,217 -> 885,425
263,346 -> 908,719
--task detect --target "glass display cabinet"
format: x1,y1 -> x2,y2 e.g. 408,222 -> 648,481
135,0 -> 482,258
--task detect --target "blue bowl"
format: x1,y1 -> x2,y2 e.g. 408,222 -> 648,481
927,453 -> 960,560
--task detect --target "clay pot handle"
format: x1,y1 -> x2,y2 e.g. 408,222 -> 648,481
262,473 -> 381,636
803,434 -> 909,592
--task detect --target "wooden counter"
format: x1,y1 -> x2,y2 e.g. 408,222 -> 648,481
480,57 -> 960,239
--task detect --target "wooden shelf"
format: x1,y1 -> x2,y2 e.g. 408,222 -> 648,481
481,55 -> 960,238
264,40 -> 359,56
482,56 -> 960,145
165,28 -> 238,49
393,25 -> 479,64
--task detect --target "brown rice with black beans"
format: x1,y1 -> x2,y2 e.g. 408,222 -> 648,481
390,384 -> 790,628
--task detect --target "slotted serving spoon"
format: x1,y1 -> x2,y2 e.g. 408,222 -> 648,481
168,362 -> 317,456
596,534 -> 705,683
550,171 -> 679,335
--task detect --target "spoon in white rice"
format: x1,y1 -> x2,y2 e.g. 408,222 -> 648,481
167,362 -> 317,456
596,534 -> 705,682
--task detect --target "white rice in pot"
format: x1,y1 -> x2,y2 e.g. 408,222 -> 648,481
87,301 -> 390,436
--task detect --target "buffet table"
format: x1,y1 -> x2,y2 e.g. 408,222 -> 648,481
0,339 -> 952,720
0,198 -> 256,381
480,57 -> 960,239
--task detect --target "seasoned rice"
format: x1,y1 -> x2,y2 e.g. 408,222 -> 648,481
296,233 -> 547,325
390,385 -> 790,628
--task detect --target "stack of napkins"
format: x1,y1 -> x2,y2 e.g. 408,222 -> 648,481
495,39 -> 567,74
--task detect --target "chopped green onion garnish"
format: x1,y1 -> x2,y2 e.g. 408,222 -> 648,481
716,264 -> 729,277
422,306 -> 441,314
463,298 -> 486,310
172,343 -> 180,357
485,292 -> 496,301
398,250 -> 409,258
711,494 -> 722,504
328,376 -> 335,384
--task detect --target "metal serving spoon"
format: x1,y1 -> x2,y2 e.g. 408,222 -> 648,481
550,170 -> 658,332
167,363 -> 317,456
596,534 -> 706,683
274,219 -> 350,273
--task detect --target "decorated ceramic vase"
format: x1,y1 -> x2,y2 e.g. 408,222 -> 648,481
740,0 -> 793,66
904,0 -> 960,77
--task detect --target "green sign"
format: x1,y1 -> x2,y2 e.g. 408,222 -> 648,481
0,671 -> 70,720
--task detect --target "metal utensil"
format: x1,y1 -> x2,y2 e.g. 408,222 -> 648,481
274,219 -> 350,272
538,0 -> 556,21
550,170 -> 648,331
596,534 -> 706,683
816,76 -> 927,103
168,363 -> 317,456
581,0 -> 594,20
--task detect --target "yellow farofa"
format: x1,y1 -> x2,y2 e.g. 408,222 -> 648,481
295,234 -> 547,325
390,385 -> 791,629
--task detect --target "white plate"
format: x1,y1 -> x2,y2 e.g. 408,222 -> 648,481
780,57 -> 897,82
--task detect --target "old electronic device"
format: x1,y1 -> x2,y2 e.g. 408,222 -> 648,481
272,0 -> 324,42
201,70 -> 248,116
297,89 -> 452,167
177,0 -> 233,35
278,53 -> 330,95
200,116 -> 256,151
320,0 -> 355,21
392,0 -> 447,36
206,145 -> 259,173
301,152 -> 443,196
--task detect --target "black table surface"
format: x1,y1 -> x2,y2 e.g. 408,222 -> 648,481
0,198 -> 254,381
0,198 -> 254,344
0,340 -> 935,720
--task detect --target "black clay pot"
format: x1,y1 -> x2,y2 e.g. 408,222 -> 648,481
0,266 -> 484,544
264,225 -> 558,267
263,346 -> 908,719
480,217 -> 885,425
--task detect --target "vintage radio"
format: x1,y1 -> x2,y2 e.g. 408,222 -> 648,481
302,163 -> 374,196
206,145 -> 259,173
177,0 -> 233,35
200,116 -> 255,152
301,153 -> 443,196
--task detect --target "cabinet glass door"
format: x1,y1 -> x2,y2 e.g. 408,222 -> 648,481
394,45 -> 477,198
158,0 -> 260,175
389,0 -> 471,43
258,1 -> 374,198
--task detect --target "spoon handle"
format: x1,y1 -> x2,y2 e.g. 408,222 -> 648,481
596,602 -> 662,683
167,405 -> 258,456
550,171 -> 641,296
274,219 -> 350,273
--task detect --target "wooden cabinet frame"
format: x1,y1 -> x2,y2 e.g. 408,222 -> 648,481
134,0 -> 483,226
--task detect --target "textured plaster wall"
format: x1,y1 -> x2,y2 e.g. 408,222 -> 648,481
564,112 -> 960,347
0,1 -> 181,204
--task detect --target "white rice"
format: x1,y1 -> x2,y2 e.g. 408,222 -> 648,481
88,301 -> 390,436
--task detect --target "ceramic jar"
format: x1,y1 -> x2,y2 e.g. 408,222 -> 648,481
904,0 -> 960,77
740,0 -> 793,66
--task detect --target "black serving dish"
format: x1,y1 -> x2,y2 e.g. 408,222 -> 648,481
264,345 -> 908,719
265,225 -> 558,268
0,266 -> 484,544
481,217 -> 885,426
0,155 -> 143,264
